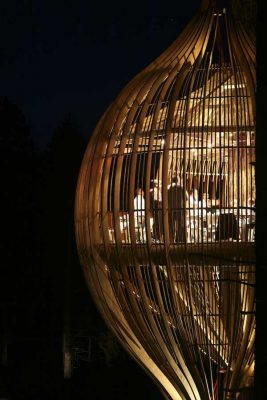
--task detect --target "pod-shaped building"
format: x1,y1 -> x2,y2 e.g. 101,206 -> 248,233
75,1 -> 255,399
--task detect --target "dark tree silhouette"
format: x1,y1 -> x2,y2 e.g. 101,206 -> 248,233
35,113 -> 87,396
0,97 -> 41,398
0,97 -> 35,289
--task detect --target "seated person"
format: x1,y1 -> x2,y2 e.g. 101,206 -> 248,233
187,189 -> 199,242
210,197 -> 220,207
198,192 -> 210,213
188,188 -> 198,209
198,192 -> 211,240
246,198 -> 255,241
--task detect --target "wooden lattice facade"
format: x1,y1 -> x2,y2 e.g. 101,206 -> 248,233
75,1 -> 256,399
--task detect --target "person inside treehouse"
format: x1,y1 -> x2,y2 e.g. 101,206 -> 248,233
168,176 -> 187,243
150,180 -> 163,243
187,188 -> 199,242
134,188 -> 146,243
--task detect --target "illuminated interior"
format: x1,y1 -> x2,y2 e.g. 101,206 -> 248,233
107,66 -> 255,247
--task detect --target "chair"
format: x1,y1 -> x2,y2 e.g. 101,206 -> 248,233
215,213 -> 238,241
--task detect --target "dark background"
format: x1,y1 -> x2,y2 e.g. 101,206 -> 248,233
0,0 -> 199,151
0,1 -> 200,399
0,0 -> 264,399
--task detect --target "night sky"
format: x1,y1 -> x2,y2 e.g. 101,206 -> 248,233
1,0 -> 199,150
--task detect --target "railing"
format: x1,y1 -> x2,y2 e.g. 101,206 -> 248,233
106,207 -> 255,244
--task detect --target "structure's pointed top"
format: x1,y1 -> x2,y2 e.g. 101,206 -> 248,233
199,0 -> 216,12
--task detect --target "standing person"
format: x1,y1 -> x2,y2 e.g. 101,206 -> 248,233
150,180 -> 163,242
188,188 -> 199,242
198,192 -> 210,241
168,176 -> 186,243
134,188 -> 146,243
